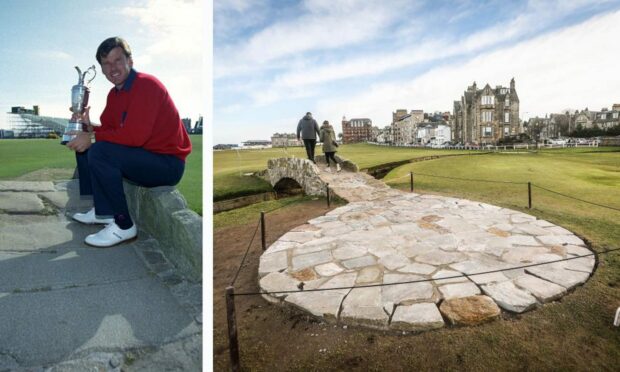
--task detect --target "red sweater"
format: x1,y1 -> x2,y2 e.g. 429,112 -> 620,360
95,70 -> 192,161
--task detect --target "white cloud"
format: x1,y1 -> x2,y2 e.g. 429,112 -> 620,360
316,9 -> 620,126
215,0 -> 412,78
216,0 -> 618,113
35,50 -> 72,61
120,0 -> 203,58
119,0 -> 203,120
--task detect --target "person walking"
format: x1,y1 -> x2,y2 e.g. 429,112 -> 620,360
319,120 -> 340,172
66,36 -> 192,247
296,112 -> 320,163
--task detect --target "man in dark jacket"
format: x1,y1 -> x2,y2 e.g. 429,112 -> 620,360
296,112 -> 320,163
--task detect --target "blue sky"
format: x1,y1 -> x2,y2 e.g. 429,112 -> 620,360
0,0 -> 203,130
214,0 -> 620,144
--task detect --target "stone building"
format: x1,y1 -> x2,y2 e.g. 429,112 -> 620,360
453,78 -> 520,145
593,108 -> 620,130
375,126 -> 393,144
573,108 -> 597,130
416,122 -> 452,145
271,133 -> 302,147
391,109 -> 424,145
342,116 -> 373,143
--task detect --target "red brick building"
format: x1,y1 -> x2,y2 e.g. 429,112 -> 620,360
342,116 -> 373,144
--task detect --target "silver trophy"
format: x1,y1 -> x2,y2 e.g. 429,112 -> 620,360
61,65 -> 96,145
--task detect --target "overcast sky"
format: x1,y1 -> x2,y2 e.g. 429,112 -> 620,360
214,0 -> 620,144
0,0 -> 203,130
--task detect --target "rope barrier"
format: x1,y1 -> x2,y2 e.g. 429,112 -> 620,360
531,184 -> 620,212
231,247 -> 620,297
411,172 -> 527,185
229,217 -> 261,287
383,173 -> 412,183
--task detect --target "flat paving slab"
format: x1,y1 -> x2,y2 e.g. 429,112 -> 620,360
0,181 -> 201,369
0,278 -> 199,366
260,165 -> 595,331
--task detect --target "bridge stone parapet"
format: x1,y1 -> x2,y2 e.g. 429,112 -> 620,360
266,157 -> 328,197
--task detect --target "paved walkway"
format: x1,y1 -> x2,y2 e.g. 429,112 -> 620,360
0,180 -> 201,371
259,166 -> 595,330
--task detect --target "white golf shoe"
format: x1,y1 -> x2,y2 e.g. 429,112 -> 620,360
85,222 -> 137,247
72,208 -> 114,225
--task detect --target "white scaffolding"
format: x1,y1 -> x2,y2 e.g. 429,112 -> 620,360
6,112 -> 68,138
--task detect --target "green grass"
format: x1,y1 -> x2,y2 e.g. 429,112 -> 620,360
0,138 -> 76,178
0,135 -> 203,215
214,146 -> 620,370
213,143 -> 475,200
214,195 -> 318,229
178,135 -> 202,215
384,148 -> 620,248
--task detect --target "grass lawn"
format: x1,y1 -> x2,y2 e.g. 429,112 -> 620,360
214,146 -> 620,370
383,148 -> 620,248
0,135 -> 203,215
213,148 -> 620,371
213,143 -> 475,200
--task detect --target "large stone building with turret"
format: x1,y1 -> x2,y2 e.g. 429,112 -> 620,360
453,78 -> 520,145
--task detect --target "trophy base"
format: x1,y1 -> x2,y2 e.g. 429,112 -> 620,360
61,122 -> 82,145
61,134 -> 77,145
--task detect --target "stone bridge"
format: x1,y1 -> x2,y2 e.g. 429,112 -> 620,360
259,156 -> 595,331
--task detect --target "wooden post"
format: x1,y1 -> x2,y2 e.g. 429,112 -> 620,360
260,211 -> 266,251
226,286 -> 240,372
528,182 -> 532,209
326,183 -> 331,208
410,172 -> 414,192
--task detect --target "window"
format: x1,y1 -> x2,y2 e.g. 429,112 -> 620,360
505,112 -> 510,123
601,113 -> 607,120
500,88 -> 509,94
483,126 -> 492,136
614,112 -> 618,119
505,97 -> 510,107
504,126 -> 510,135
481,95 -> 495,105
481,111 -> 493,122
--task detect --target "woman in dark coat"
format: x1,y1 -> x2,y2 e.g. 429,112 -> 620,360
319,120 -> 340,172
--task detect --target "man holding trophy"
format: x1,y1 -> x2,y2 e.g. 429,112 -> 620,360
66,37 -> 192,247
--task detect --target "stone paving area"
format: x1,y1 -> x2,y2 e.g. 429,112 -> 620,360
259,161 -> 595,331
0,180 -> 201,370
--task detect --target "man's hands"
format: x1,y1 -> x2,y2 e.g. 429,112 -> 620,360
67,105 -> 93,153
67,131 -> 93,153
70,106 -> 91,125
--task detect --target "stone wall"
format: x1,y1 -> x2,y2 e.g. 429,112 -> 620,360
123,182 -> 202,281
266,158 -> 327,196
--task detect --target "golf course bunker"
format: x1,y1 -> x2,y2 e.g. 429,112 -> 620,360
258,193 -> 595,331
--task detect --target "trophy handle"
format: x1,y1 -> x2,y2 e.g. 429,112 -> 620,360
84,65 -> 97,86
74,66 -> 83,85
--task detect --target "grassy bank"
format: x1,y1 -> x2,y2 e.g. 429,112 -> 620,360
384,148 -> 620,248
213,143 -> 475,200
0,135 -> 203,215
214,146 -> 620,370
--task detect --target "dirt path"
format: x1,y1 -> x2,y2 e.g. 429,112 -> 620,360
213,199 -> 620,371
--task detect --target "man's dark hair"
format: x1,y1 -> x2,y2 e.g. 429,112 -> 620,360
96,37 -> 132,64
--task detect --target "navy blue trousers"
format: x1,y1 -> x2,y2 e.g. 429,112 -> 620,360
76,141 -> 185,225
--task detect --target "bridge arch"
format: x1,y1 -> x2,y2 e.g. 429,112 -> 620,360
266,157 -> 327,197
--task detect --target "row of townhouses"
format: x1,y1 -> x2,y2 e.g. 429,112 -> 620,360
525,104 -> 620,141
269,78 -> 619,147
